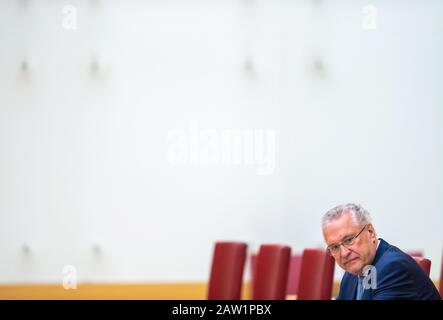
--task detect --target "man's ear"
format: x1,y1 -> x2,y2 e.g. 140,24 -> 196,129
367,224 -> 377,241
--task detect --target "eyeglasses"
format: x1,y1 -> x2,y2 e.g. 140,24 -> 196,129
327,224 -> 367,255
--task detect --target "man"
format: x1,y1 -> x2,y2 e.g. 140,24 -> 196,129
322,203 -> 441,300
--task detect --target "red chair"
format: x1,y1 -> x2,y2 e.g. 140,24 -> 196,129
411,256 -> 431,276
207,241 -> 247,300
250,253 -> 302,297
407,250 -> 423,257
252,244 -> 291,300
297,248 -> 335,300
286,254 -> 303,296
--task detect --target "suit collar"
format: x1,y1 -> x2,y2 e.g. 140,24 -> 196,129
343,272 -> 359,299
371,238 -> 390,266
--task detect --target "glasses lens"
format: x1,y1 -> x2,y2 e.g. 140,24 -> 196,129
329,245 -> 339,254
343,237 -> 354,246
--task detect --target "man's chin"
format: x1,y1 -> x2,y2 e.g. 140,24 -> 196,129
344,261 -> 362,275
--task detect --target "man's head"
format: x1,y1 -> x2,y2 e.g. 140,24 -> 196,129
322,203 -> 378,275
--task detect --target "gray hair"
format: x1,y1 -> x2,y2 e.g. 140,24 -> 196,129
322,203 -> 372,228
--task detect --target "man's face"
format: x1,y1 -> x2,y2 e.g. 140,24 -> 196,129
323,213 -> 377,275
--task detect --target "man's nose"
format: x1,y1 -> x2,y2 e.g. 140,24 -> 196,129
340,245 -> 351,258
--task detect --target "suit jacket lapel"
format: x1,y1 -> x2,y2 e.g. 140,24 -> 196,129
360,238 -> 390,299
372,238 -> 390,266
348,275 -> 359,299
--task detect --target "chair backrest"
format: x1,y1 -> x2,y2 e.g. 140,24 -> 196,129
297,248 -> 335,300
207,241 -> 247,300
411,256 -> 431,277
286,254 -> 303,296
406,250 -> 423,257
250,253 -> 302,296
253,244 -> 291,300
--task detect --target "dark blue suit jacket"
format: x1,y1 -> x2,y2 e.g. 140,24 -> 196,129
337,239 -> 441,300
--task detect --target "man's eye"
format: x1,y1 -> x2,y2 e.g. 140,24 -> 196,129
330,245 -> 339,251
343,237 -> 353,245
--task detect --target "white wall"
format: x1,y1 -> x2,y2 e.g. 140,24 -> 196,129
0,0 -> 442,283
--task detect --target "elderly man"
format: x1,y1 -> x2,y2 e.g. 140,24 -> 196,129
322,203 -> 441,300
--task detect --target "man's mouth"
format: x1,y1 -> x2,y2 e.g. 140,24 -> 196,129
345,257 -> 359,266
